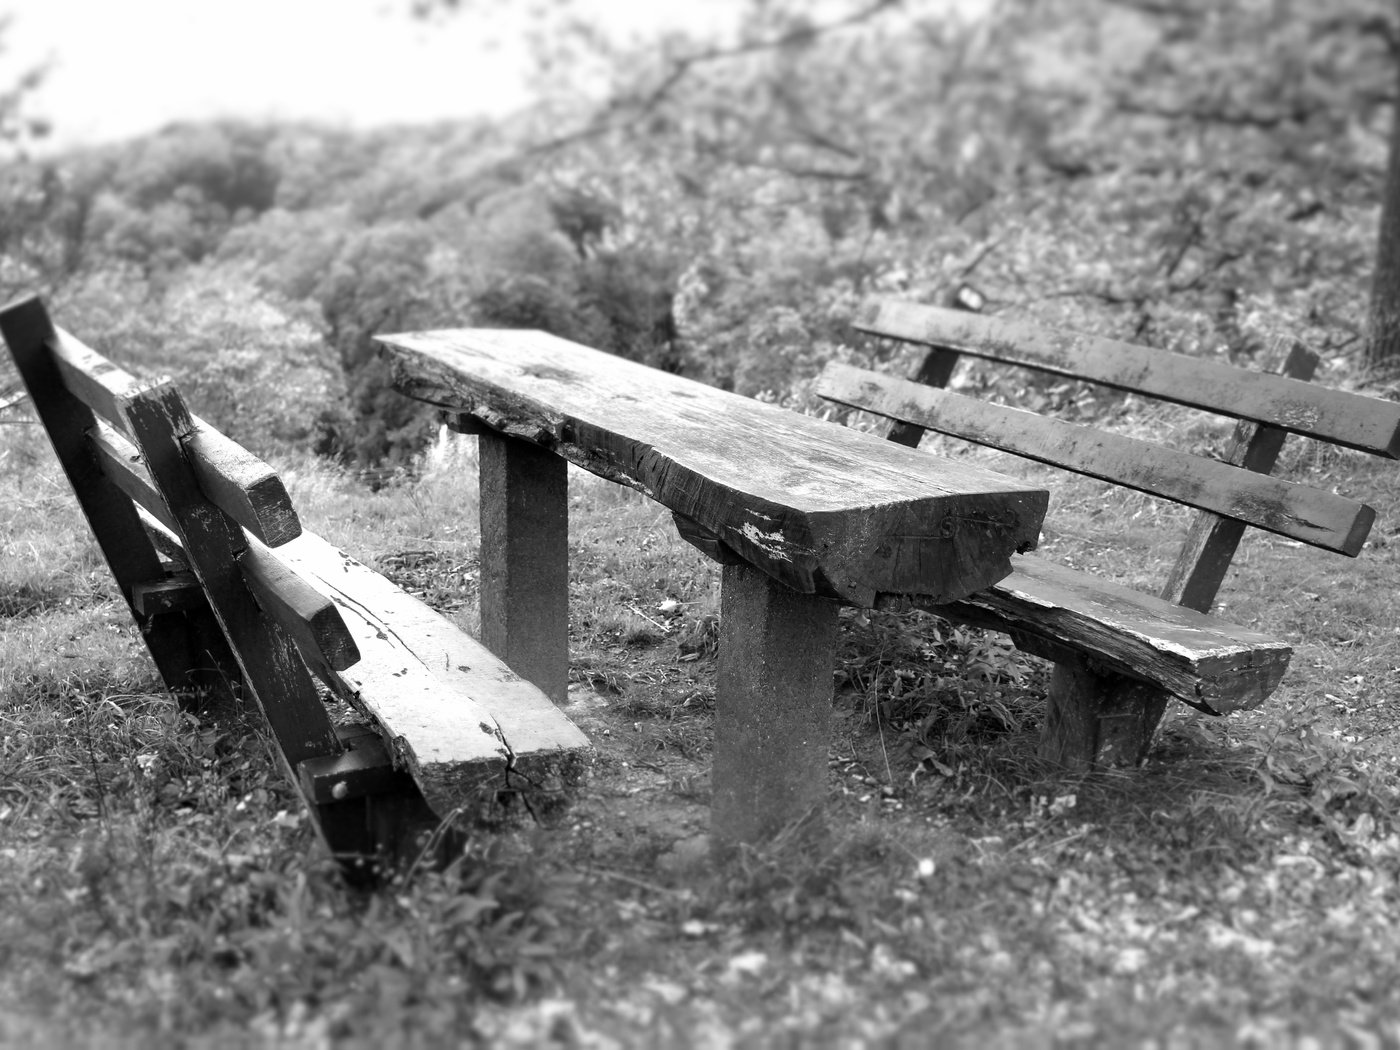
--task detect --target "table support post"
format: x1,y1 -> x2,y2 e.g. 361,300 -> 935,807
712,563 -> 839,845
478,432 -> 569,703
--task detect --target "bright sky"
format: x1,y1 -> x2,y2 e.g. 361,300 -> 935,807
3,0 -> 739,149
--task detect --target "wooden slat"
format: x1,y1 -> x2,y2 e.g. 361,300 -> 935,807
89,420 -> 178,532
855,301 -> 1400,458
120,378 -> 340,767
273,530 -> 591,816
92,420 -> 364,690
911,555 -> 1293,713
50,327 -> 300,545
47,325 -> 149,436
378,328 -> 1048,607
1161,343 -> 1319,611
239,540 -> 361,675
185,427 -> 301,546
816,362 -> 1374,556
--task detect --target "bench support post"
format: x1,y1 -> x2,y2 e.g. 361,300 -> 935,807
712,564 -> 839,845
478,432 -> 569,703
1038,657 -> 1170,771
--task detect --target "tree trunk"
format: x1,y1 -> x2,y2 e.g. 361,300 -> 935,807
1366,57 -> 1400,380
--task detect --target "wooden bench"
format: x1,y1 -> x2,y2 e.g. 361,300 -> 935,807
377,327 -> 1050,843
814,294 -> 1400,770
0,295 -> 590,872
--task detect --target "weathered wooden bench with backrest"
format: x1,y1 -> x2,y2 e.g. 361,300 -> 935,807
814,294 -> 1400,770
0,295 -> 590,872
377,327 -> 1050,843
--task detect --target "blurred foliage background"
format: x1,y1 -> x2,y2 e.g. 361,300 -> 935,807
2,0 -> 1396,464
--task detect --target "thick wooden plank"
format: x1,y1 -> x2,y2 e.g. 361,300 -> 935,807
120,379 -> 340,767
1161,343 -> 1320,611
917,555 -> 1293,713
817,362 -> 1374,556
855,301 -> 1400,458
239,540 -> 361,675
135,505 -> 189,568
49,328 -> 299,545
273,530 -> 590,818
47,324 -> 149,436
0,295 -> 239,710
185,427 -> 301,546
478,432 -> 569,702
379,328 -> 1048,607
712,564 -> 840,844
89,419 -> 300,548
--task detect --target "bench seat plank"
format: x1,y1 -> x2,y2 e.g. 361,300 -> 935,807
274,530 -> 590,817
856,301 -> 1400,459
817,363 -> 1375,555
927,555 -> 1292,713
378,328 -> 1049,607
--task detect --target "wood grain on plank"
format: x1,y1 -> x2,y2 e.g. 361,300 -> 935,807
274,530 -> 590,816
239,540 -> 361,674
916,555 -> 1293,713
817,362 -> 1374,556
185,427 -> 301,546
378,328 -> 1048,606
855,301 -> 1400,458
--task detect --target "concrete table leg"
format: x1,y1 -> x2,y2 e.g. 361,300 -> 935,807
711,563 -> 839,845
478,431 -> 569,703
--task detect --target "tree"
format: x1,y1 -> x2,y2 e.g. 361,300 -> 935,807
0,14 -> 49,159
1367,23 -> 1400,380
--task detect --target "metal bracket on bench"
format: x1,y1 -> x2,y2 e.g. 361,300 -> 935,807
298,724 -> 399,804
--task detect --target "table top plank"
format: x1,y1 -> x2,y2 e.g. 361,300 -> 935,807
378,328 -> 1049,606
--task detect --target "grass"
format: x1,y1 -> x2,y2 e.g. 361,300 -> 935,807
3,407 -> 1400,1048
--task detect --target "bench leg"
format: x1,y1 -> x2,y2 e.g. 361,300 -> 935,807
1038,657 -> 1170,771
478,432 -> 569,703
712,564 -> 839,845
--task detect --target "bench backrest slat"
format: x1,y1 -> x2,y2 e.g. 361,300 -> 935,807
89,419 -> 360,680
856,301 -> 1400,458
50,326 -> 301,546
817,363 -> 1375,556
239,540 -> 362,676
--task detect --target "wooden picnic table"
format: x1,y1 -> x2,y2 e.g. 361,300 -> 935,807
378,328 -> 1049,843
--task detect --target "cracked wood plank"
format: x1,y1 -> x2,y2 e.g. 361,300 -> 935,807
378,328 -> 1049,607
914,555 -> 1293,713
274,530 -> 590,821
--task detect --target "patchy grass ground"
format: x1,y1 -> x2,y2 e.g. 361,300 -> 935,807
2,405 -> 1400,1048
